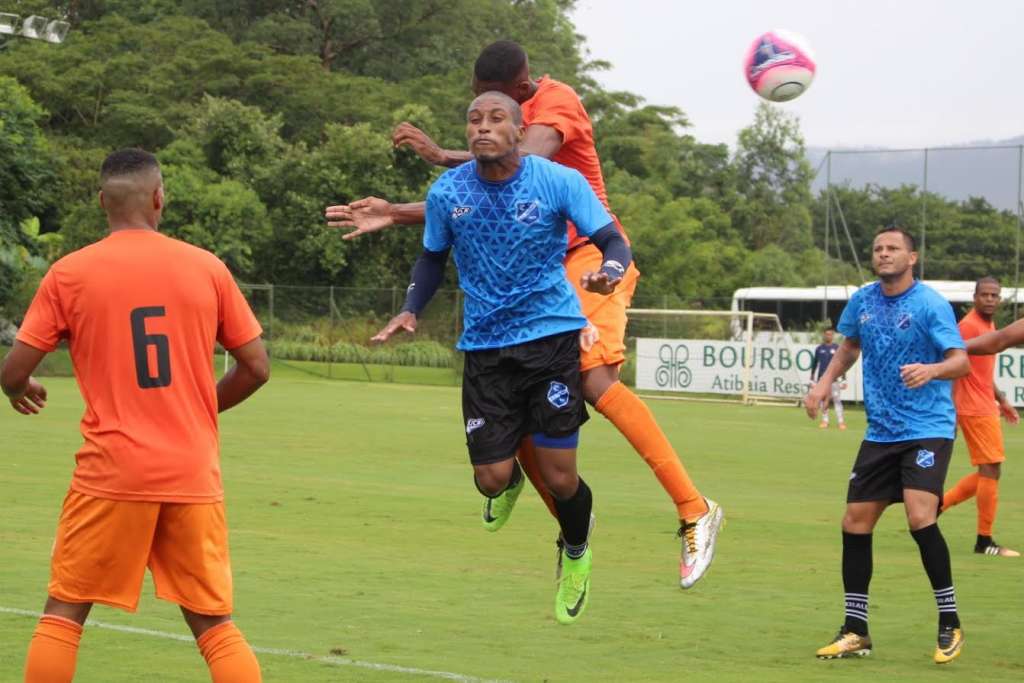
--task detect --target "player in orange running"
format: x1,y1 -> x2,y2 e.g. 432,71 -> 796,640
941,277 -> 1020,557
325,40 -> 722,588
1,149 -> 269,683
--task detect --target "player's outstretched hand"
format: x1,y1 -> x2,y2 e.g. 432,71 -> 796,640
325,197 -> 396,240
803,382 -> 828,420
393,122 -> 445,166
372,311 -> 418,344
580,271 -> 620,295
1000,400 -> 1020,425
9,377 -> 47,415
899,363 -> 936,389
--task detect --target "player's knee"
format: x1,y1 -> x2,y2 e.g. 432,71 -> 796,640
544,470 -> 579,500
181,607 -> 232,639
905,508 -> 937,531
581,365 -> 618,405
979,463 -> 1001,480
841,511 -> 873,533
473,465 -> 510,497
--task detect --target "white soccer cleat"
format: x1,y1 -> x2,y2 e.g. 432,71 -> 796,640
678,498 -> 724,589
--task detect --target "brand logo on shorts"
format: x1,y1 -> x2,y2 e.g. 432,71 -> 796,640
897,312 -> 913,330
547,381 -> 570,409
916,449 -> 935,468
516,200 -> 541,225
466,418 -> 486,434
452,206 -> 472,219
849,471 -> 857,480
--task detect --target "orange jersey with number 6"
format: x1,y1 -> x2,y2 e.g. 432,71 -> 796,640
16,230 -> 262,503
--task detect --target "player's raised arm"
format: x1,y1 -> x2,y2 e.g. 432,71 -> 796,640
967,318 -> 1024,355
325,197 -> 427,240
804,338 -> 861,420
1,342 -> 49,415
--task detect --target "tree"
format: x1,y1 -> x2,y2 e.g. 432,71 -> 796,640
733,102 -> 815,251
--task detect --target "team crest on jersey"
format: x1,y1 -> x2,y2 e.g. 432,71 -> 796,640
452,206 -> 472,219
547,381 -> 570,409
859,312 -> 871,324
916,449 -> 935,468
896,312 -> 913,330
516,200 -> 542,225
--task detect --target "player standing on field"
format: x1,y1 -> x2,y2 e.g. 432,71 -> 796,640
811,327 -> 847,430
372,91 -> 631,624
1,150 -> 268,682
326,40 -> 722,589
804,225 -> 969,664
941,276 -> 1020,557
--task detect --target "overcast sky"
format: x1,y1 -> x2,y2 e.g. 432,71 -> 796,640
569,0 -> 1024,149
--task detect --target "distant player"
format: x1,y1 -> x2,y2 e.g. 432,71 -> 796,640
372,91 -> 630,624
804,225 -> 969,664
1,150 -> 268,682
942,276 -> 1020,557
327,40 -> 722,588
811,327 -> 847,430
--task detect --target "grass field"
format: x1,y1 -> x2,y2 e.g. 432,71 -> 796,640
1,364 -> 1022,682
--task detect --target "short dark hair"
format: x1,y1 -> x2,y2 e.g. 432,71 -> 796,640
975,275 -> 1001,293
875,223 -> 916,251
100,148 -> 159,182
474,40 -> 527,83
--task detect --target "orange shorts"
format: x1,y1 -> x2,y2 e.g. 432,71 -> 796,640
564,243 -> 640,372
958,414 -> 1006,466
49,490 -> 233,615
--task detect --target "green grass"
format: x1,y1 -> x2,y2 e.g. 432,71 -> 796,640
1,371 -> 1022,682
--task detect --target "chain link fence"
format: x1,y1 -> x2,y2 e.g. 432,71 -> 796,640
237,285 -> 735,386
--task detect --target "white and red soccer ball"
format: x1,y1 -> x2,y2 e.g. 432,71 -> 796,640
744,30 -> 816,102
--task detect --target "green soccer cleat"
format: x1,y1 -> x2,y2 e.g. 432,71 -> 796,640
481,473 -> 525,532
555,548 -> 592,625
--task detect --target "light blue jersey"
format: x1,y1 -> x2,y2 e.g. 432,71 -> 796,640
838,281 -> 964,442
424,155 -> 612,351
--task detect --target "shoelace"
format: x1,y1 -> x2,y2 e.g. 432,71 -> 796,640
677,522 -> 698,555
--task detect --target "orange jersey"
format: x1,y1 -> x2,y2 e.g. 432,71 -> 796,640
953,308 -> 997,416
16,230 -> 262,503
521,76 -> 625,248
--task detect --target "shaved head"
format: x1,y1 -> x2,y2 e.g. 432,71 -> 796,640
99,149 -> 164,229
467,91 -> 523,125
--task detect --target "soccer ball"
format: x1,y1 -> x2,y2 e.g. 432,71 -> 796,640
743,30 -> 816,102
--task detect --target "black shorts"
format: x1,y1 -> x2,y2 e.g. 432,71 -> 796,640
461,330 -> 589,465
846,438 -> 954,503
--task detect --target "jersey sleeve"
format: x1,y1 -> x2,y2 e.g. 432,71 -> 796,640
15,268 -> 68,352
836,293 -> 861,340
558,167 -> 613,237
216,264 -> 263,350
928,298 -> 966,353
423,184 -> 454,252
529,83 -> 587,147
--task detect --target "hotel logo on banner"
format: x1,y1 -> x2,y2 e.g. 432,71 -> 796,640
655,343 -> 692,389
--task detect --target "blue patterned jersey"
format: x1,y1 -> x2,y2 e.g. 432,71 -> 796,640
838,281 -> 964,442
424,155 -> 612,351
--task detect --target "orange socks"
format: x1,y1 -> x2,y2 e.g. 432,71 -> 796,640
197,621 -> 262,683
942,472 -> 979,511
516,437 -> 559,519
976,475 -> 999,537
24,615 -> 82,683
596,382 -> 707,521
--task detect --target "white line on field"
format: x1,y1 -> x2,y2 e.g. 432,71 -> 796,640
1,606 -> 509,682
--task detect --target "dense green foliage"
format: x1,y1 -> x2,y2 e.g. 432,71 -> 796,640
1,0 -> 1019,319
